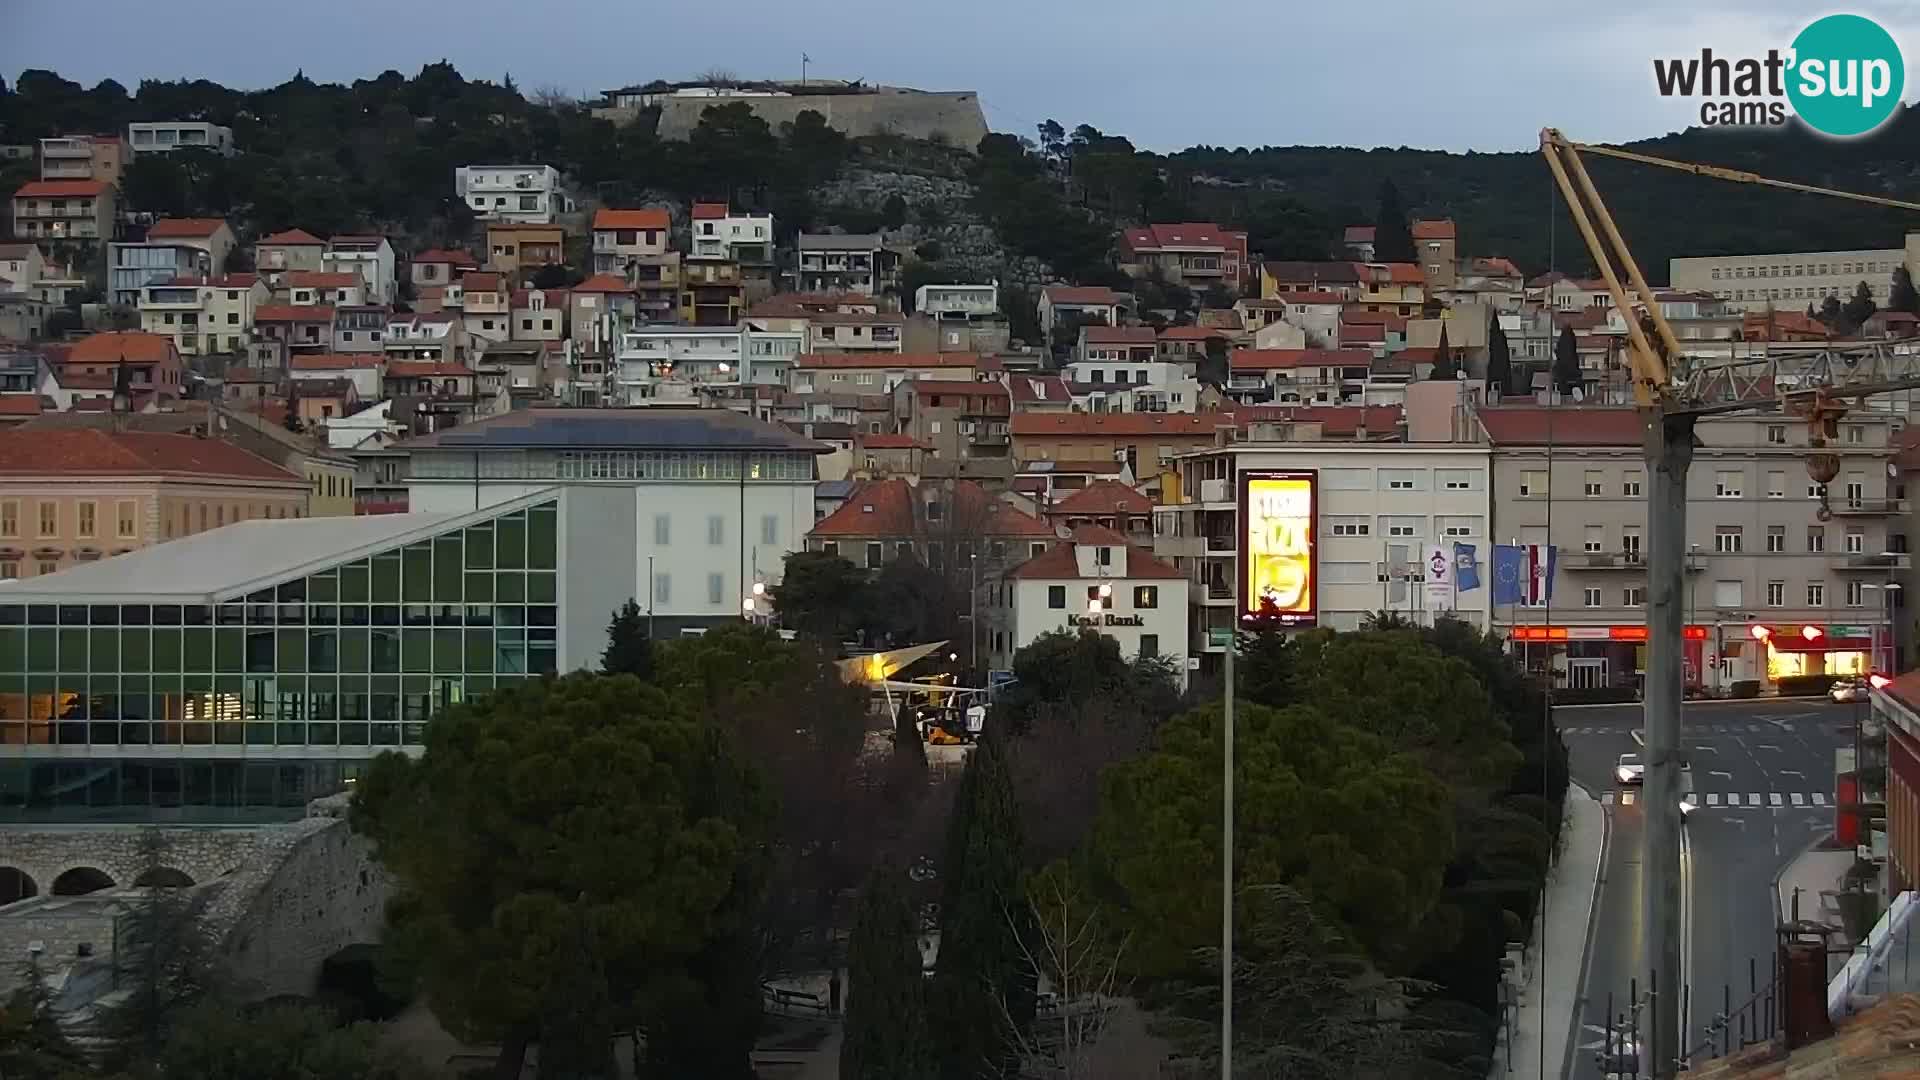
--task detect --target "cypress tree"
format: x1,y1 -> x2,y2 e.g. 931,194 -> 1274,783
1892,266 -> 1920,316
841,869 -> 932,1080
1372,178 -> 1416,264
935,735 -> 1032,1078
601,598 -> 652,678
1428,323 -> 1458,380
1485,311 -> 1511,394
1552,324 -> 1581,396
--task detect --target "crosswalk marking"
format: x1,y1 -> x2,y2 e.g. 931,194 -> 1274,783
1749,793 -> 1762,806
1706,793 -> 1721,806
1791,793 -> 1806,806
1604,789 -> 1836,811
1769,793 -> 1784,806
1813,793 -> 1828,805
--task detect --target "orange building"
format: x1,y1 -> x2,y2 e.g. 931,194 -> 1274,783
60,331 -> 187,405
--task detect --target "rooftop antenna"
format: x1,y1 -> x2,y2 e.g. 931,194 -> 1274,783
800,53 -> 810,88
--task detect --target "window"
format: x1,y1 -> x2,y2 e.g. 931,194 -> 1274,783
1519,470 -> 1548,497
1845,527 -> 1864,554
1767,581 -> 1785,606
36,501 -> 56,537
1809,481 -> 1826,499
654,573 -> 670,604
1714,471 -> 1741,498
1808,526 -> 1826,552
1381,469 -> 1421,491
1766,525 -> 1786,553
1846,425 -> 1865,445
1438,516 -> 1479,538
1328,517 -> 1369,537
1380,516 -> 1422,538
1048,585 -> 1066,609
76,501 -> 96,538
0,500 -> 14,537
1847,580 -> 1866,606
38,561 -> 56,576
1767,470 -> 1786,498
1713,579 -> 1743,607
1583,586 -> 1602,608
1623,471 -> 1643,497
1626,586 -> 1646,606
761,514 -> 778,545
0,561 -> 14,579
707,515 -> 724,545
865,542 -> 883,568
1097,546 -> 1113,566
1584,525 -> 1603,553
1623,529 -> 1642,558
1437,469 -> 1477,491
708,573 -> 724,606
1767,424 -> 1787,444
1584,470 -> 1604,496
1134,585 -> 1159,609
1138,633 -> 1160,658
1807,582 -> 1825,606
654,514 -> 670,545
1845,477 -> 1865,508
1714,526 -> 1743,553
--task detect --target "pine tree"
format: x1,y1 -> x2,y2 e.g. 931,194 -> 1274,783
1552,324 -> 1581,396
283,377 -> 304,433
1371,178 -> 1416,264
601,598 -> 652,678
1843,280 -> 1878,332
97,830 -> 215,1072
841,869 -> 933,1080
1427,323 -> 1458,380
1892,266 -> 1920,316
1485,311 -> 1511,395
111,357 -> 133,412
935,735 -> 1031,1078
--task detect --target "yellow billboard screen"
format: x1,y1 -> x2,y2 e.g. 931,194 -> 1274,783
1239,471 -> 1316,625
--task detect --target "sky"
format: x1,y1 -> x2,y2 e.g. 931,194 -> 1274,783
8,0 -> 1920,154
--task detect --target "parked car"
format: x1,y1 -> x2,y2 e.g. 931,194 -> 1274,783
1831,678 -> 1870,703
1615,753 -> 1644,785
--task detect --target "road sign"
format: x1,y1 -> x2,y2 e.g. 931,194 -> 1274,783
1209,627 -> 1233,648
1830,624 -> 1868,637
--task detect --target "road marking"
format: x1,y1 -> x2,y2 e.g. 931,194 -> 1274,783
1779,768 -> 1805,778
1756,743 -> 1781,752
1791,793 -> 1806,806
1602,791 -> 1615,806
1749,792 -> 1763,806
1813,793 -> 1828,806
1710,770 -> 1734,780
1692,743 -> 1720,753
1706,793 -> 1722,806
1632,729 -> 1646,747
1770,793 -> 1784,807
1621,791 -> 1637,805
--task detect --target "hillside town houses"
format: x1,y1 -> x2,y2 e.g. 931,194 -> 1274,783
5,139 -> 1920,709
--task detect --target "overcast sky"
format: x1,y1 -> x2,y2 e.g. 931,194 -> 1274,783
8,1 -> 1920,153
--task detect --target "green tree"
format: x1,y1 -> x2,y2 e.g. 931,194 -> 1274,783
1237,198 -> 1332,262
1843,279 -> 1878,331
1819,294 -> 1844,327
683,102 -> 780,205
0,959 -> 90,1080
531,262 -> 584,289
936,735 -> 1033,1078
992,628 -> 1179,739
1892,266 -> 1920,315
601,598 -> 653,678
772,549 -> 870,642
1093,701 -> 1454,976
1371,178 -> 1416,263
880,193 -> 909,230
841,869 -> 933,1080
153,999 -> 416,1079
283,377 -> 304,432
1552,324 -> 1580,396
351,673 -> 774,1079
97,830 -> 217,1071
1200,333 -> 1231,387
120,153 -> 191,216
1486,311 -> 1511,395
1428,323 -> 1458,380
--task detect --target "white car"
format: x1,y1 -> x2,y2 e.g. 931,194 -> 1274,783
1615,753 -> 1645,785
1831,678 -> 1870,703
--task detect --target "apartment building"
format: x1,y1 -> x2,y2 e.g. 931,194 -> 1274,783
591,208 -> 670,273
112,230 -> 219,306
796,234 -> 895,296
1120,222 -> 1250,293
60,331 -> 186,405
253,228 -> 327,287
1154,439 -> 1495,673
1012,412 -> 1237,496
127,121 -> 235,156
1669,233 -> 1918,313
809,311 -> 905,353
455,165 -> 566,224
410,248 -> 482,289
791,352 -> 981,397
137,273 -> 268,357
11,179 -> 115,243
892,378 -> 1012,461
1479,405 -> 1906,692
485,223 -> 566,279
689,203 -> 775,298
38,134 -> 125,184
323,236 -> 397,305
1064,358 -> 1202,415
1037,285 -> 1127,339
1076,325 -> 1157,367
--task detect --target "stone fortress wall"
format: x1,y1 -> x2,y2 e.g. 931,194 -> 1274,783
597,87 -> 990,149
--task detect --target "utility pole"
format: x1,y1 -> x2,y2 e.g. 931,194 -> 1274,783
1221,618 -> 1234,1080
1642,411 -> 1694,1079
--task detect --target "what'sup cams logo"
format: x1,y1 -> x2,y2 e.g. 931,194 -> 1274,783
1653,13 -> 1905,137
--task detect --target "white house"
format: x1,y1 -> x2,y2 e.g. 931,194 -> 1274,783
613,324 -> 805,403
127,121 -> 235,156
990,525 -> 1191,687
402,408 -> 825,634
1062,358 -> 1201,414
455,165 -> 567,224
323,236 -> 397,305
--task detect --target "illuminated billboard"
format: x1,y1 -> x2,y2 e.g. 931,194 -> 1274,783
1238,470 -> 1316,626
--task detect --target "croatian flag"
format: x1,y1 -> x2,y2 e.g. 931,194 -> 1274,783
1492,544 -> 1557,605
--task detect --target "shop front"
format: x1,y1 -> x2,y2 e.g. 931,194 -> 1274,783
1506,624 -> 1710,691
1738,623 -> 1875,683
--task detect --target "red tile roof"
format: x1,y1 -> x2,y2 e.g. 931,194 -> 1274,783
1464,256 -> 1522,278
860,434 -> 929,450
1047,479 -> 1153,516
1008,375 -> 1071,404
1371,263 -> 1426,285
14,179 -> 107,198
1231,348 -> 1373,371
289,353 -> 382,371
223,365 -> 279,383
0,429 -> 300,482
1123,222 -> 1244,251
68,331 -> 175,364
1271,291 -> 1346,305
1011,412 -> 1236,438
572,273 -> 636,294
412,248 -> 479,265
809,478 -> 1055,539
1474,406 -> 1644,446
1083,325 -> 1157,345
258,228 -> 325,246
1007,535 -> 1181,581
255,304 -> 334,322
796,352 -> 978,370
1554,308 -> 1610,330
594,207 -> 671,230
0,393 -> 43,417
147,217 -> 228,239
285,271 -> 361,289
1042,286 -> 1125,306
1237,404 -> 1403,437
509,288 -> 568,308
1411,218 -> 1456,240
460,271 -> 504,292
691,202 -> 729,219
386,361 -> 474,379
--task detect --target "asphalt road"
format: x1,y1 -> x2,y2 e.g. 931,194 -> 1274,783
1559,698 -> 1857,1078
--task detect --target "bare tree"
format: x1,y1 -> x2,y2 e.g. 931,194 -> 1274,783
528,84 -> 578,110
999,864 -> 1131,1079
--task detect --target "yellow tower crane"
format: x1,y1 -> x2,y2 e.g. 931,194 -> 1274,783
1540,128 -> 1920,1079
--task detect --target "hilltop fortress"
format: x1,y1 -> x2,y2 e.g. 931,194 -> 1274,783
593,80 -> 990,147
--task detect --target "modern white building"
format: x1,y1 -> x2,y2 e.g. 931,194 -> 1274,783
613,325 -> 806,404
988,525 -> 1191,687
690,205 -> 775,262
915,283 -> 997,319
322,236 -> 397,306
401,408 -> 825,634
127,121 -> 235,156
455,165 -> 567,225
1155,441 -> 1496,675
1669,233 -> 1919,313
1062,358 -> 1202,414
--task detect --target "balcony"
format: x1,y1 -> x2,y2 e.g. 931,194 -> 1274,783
1828,497 -> 1906,516
1154,535 -> 1206,558
1832,553 -> 1911,572
1563,550 -> 1706,572
1198,477 -> 1231,505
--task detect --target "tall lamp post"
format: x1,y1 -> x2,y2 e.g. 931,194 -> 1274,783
1865,576 -> 1903,675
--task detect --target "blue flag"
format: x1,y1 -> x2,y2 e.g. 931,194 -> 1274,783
1491,544 -> 1526,605
1454,542 -> 1481,591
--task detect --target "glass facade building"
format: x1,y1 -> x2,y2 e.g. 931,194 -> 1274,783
0,498 -> 560,821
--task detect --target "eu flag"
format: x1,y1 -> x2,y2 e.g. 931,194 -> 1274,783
1491,544 -> 1526,605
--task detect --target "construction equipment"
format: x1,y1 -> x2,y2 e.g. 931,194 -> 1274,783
1541,128 -> 1920,1079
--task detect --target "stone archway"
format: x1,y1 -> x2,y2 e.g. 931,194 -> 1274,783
0,867 -> 36,905
50,866 -> 116,896
132,867 -> 195,888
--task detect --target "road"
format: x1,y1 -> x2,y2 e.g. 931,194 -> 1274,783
1560,698 -> 1857,1078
